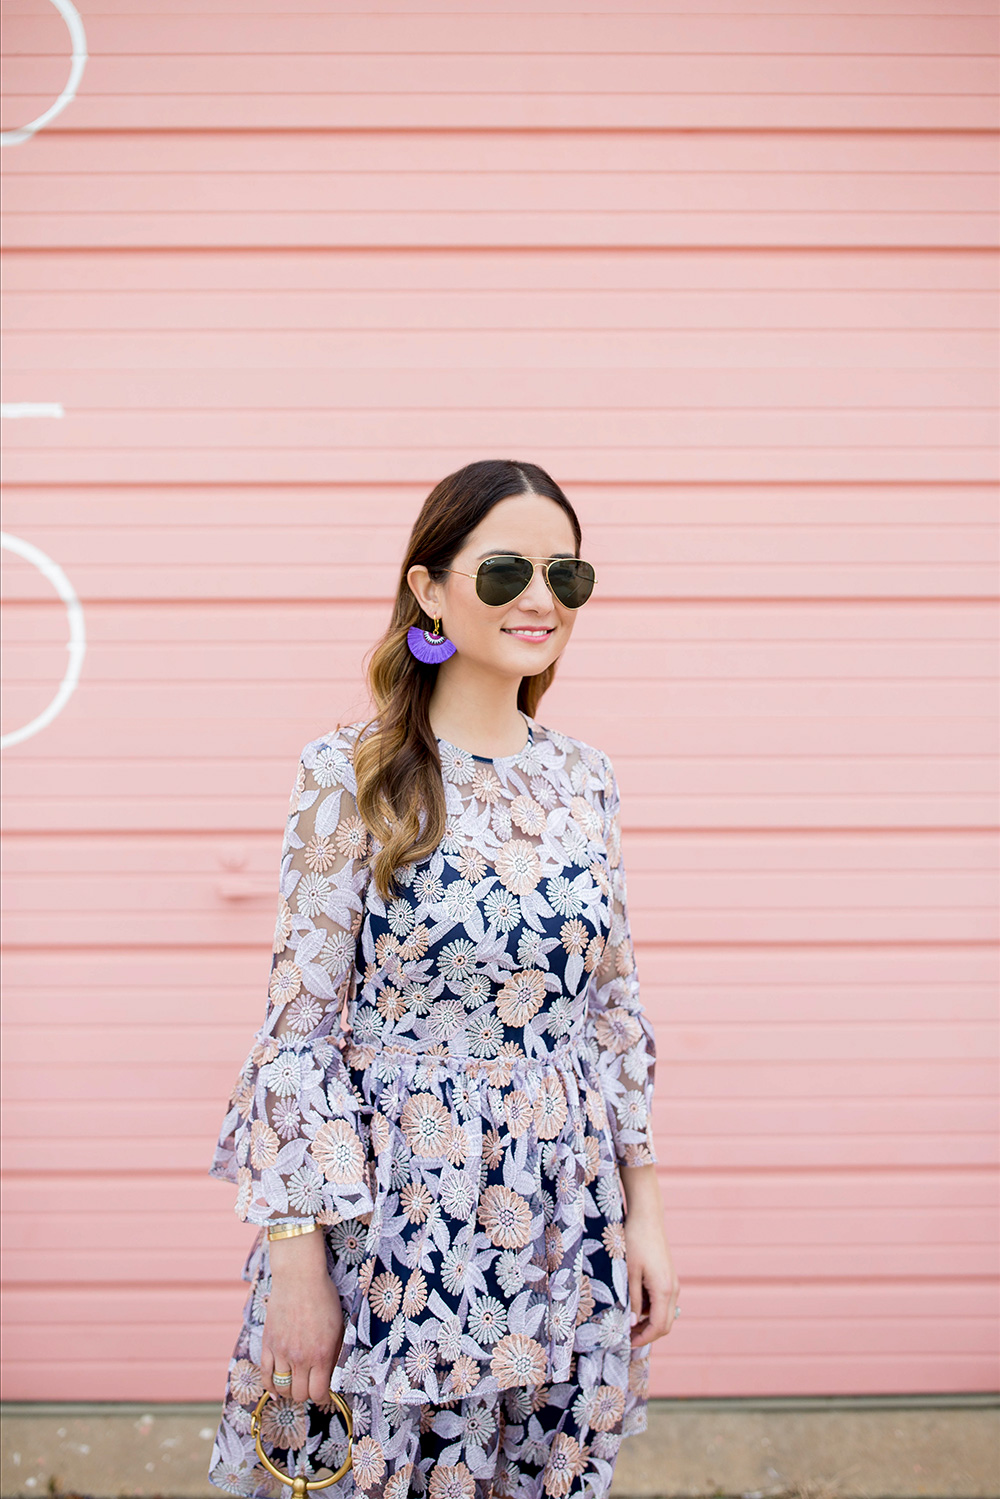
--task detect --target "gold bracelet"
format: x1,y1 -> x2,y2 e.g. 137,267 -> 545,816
266,1220 -> 318,1241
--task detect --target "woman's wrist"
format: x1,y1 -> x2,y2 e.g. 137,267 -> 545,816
267,1218 -> 317,1242
267,1225 -> 329,1280
620,1162 -> 661,1212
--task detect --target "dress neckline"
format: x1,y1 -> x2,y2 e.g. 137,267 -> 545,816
435,711 -> 533,766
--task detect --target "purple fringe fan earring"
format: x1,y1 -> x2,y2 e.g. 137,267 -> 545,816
407,616 -> 457,665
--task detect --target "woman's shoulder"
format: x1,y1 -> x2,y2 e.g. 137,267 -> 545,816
296,719 -> 376,790
528,717 -> 615,783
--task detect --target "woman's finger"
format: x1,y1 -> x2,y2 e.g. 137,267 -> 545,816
308,1356 -> 335,1408
627,1264 -> 646,1337
264,1344 -> 295,1401
645,1275 -> 672,1339
290,1358 -> 311,1406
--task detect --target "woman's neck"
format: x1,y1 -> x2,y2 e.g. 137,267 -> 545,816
427,661 -> 528,759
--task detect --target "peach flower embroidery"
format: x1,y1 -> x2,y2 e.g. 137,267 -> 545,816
496,969 -> 546,1026
594,1006 -> 642,1055
248,1120 -> 280,1171
400,1092 -> 452,1157
428,1464 -> 476,1499
477,1184 -> 533,1249
543,1430 -> 590,1495
258,1399 -> 308,1452
510,795 -> 547,836
534,1074 -> 569,1141
489,1333 -> 547,1389
310,1119 -> 366,1184
335,814 -> 368,858
268,960 -> 301,1007
494,838 -> 542,896
588,1384 -> 626,1432
304,833 -> 337,872
369,1270 -> 403,1322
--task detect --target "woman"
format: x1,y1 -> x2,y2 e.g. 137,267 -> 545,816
208,459 -> 679,1498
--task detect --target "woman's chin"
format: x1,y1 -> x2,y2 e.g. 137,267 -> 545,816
500,643 -> 561,676
454,634 -> 563,678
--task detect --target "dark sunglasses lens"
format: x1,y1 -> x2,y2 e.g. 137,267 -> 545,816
548,559 -> 596,607
476,556 -> 534,605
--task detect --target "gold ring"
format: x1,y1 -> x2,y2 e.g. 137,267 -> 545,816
251,1391 -> 352,1490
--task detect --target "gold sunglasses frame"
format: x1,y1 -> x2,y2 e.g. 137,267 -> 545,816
441,554 -> 597,609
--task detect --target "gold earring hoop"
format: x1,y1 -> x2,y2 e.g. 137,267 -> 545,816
251,1391 -> 353,1491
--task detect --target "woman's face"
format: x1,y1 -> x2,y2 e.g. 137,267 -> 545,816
408,492 -> 583,683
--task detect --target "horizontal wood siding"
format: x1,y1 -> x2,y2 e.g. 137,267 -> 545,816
1,0 -> 997,1402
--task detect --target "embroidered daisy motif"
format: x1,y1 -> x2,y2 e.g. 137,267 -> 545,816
483,887 -> 521,932
228,1359 -> 263,1407
460,972 -> 492,1010
560,918 -> 588,955
440,743 -> 476,784
271,1098 -> 301,1140
468,1294 -> 508,1345
496,969 -> 547,1026
272,898 -> 293,954
286,1164 -> 324,1215
477,1184 -> 533,1249
439,938 -> 477,983
258,1399 -> 309,1452
494,838 -> 542,896
471,765 -> 503,803
304,833 -> 337,872
400,1093 -> 453,1157
510,794 -> 547,836
285,994 -> 323,1032
386,898 -> 415,936
309,1119 -> 367,1183
443,878 -> 478,922
546,874 -> 589,919
248,1120 -> 279,1170
335,814 -> 368,858
268,959 -> 301,1007
293,870 -> 332,919
413,869 -> 445,905
457,844 -> 488,883
314,734 -> 358,783
489,1333 -> 547,1388
316,929 -> 354,974
261,1051 -> 301,1098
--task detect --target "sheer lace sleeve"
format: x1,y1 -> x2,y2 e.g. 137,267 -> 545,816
209,729 -> 377,1228
586,754 -> 658,1169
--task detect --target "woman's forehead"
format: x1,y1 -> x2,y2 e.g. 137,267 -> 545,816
460,494 -> 578,554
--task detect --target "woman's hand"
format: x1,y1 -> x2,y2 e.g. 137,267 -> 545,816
620,1164 -> 680,1350
260,1230 -> 345,1405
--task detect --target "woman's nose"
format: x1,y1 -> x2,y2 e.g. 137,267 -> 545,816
521,563 -> 555,610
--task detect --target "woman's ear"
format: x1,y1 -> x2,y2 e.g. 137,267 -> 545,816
406,563 -> 442,620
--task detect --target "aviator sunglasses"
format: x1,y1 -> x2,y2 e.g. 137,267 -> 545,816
442,554 -> 597,609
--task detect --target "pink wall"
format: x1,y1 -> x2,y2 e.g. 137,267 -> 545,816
1,0 -> 998,1402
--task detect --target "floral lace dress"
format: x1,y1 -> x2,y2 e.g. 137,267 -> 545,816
207,713 -> 658,1499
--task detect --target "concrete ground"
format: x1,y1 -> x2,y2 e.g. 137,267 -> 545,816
0,1395 -> 997,1499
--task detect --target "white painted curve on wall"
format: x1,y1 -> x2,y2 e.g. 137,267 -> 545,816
0,532 -> 87,749
0,0 -> 88,147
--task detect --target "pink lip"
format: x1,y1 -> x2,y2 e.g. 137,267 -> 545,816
502,627 -> 554,639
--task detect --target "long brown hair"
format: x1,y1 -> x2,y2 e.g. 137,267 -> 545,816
354,459 -> 583,900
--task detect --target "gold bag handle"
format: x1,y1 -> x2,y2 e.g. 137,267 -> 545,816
251,1390 -> 353,1492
